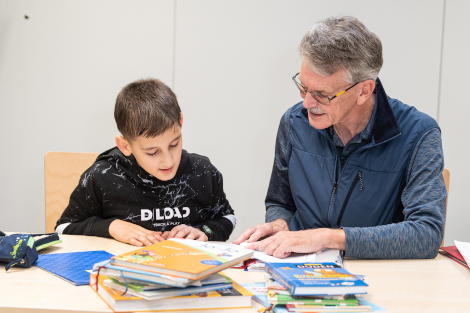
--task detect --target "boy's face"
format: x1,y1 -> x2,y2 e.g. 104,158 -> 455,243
117,124 -> 183,181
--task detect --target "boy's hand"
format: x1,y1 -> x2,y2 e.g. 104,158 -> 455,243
109,220 -> 165,246
162,224 -> 208,241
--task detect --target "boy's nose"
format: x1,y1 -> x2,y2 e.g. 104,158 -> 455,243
161,151 -> 173,168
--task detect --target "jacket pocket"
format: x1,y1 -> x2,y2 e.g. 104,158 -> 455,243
336,171 -> 363,227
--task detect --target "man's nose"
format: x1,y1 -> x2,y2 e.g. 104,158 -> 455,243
303,92 -> 319,108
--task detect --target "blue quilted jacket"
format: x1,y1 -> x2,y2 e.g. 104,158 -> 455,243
265,78 -> 446,259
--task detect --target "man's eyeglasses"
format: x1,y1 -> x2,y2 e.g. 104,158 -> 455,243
292,72 -> 360,106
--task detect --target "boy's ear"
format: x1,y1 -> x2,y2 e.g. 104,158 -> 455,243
180,113 -> 183,128
115,135 -> 133,156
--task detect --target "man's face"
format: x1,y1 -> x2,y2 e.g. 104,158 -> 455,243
299,62 -> 359,130
127,125 -> 183,181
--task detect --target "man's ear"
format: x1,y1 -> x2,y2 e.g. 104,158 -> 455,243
357,80 -> 376,106
115,135 -> 132,156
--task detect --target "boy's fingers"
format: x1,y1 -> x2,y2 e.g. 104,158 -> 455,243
196,234 -> 208,241
186,232 -> 197,240
129,237 -> 144,247
146,234 -> 160,244
175,229 -> 190,238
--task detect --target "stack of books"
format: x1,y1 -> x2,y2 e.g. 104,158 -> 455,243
257,262 -> 386,312
89,238 -> 254,312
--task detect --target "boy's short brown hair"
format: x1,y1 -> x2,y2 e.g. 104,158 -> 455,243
114,78 -> 181,141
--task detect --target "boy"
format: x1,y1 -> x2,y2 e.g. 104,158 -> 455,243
55,79 -> 235,246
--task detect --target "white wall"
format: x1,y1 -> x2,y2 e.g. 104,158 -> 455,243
0,0 -> 467,246
439,0 -> 470,245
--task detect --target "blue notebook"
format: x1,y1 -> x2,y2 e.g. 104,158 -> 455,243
35,250 -> 114,286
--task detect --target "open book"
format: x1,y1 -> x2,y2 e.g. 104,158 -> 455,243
237,241 -> 342,271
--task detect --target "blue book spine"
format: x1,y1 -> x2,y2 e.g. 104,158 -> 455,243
265,263 -> 296,294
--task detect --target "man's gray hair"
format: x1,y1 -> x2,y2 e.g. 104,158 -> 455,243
299,16 -> 383,84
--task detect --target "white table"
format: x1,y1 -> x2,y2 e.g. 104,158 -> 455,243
1,234 -> 469,313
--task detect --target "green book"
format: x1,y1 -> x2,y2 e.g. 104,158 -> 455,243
269,293 -> 358,306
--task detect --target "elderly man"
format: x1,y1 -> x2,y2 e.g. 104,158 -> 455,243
234,16 -> 446,259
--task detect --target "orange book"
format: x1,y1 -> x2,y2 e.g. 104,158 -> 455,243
111,238 -> 253,280
90,273 -> 252,312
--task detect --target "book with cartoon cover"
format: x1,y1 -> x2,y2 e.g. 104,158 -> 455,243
265,262 -> 368,296
90,273 -> 252,312
111,238 -> 253,279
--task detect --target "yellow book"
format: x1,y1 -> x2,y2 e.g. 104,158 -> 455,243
111,238 -> 253,279
90,273 -> 253,312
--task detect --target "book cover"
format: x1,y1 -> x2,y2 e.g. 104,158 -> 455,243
35,250 -> 113,286
104,278 -> 233,301
241,282 -> 291,313
286,297 -> 387,312
265,262 -> 368,296
90,273 -> 252,312
111,238 -> 253,279
106,272 -> 231,292
285,303 -> 369,312
269,293 -> 358,306
440,245 -> 469,269
93,259 -> 193,287
265,272 -> 290,295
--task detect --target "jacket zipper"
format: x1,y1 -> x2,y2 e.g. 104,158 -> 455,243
336,171 -> 363,227
330,182 -> 338,206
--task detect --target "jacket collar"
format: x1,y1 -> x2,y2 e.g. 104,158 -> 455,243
372,78 -> 401,144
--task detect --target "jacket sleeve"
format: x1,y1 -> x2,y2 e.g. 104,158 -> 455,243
197,168 -> 235,242
55,163 -> 118,238
343,128 -> 447,259
265,111 -> 297,225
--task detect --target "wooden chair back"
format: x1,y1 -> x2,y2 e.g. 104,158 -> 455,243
44,152 -> 99,233
441,168 -> 450,247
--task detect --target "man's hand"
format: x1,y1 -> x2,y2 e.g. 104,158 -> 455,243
109,220 -> 165,246
161,224 -> 208,241
233,219 -> 289,245
244,228 -> 346,258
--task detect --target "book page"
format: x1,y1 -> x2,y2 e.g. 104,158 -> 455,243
454,240 -> 470,266
239,241 -> 342,265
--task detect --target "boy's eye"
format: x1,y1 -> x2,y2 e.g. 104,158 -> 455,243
147,150 -> 159,156
170,141 -> 179,148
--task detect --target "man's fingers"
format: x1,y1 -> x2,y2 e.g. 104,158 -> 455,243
244,242 -> 260,250
246,228 -> 270,243
273,243 -> 292,258
263,240 -> 281,256
233,228 -> 255,244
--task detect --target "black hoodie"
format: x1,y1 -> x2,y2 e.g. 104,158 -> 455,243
55,147 -> 235,241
